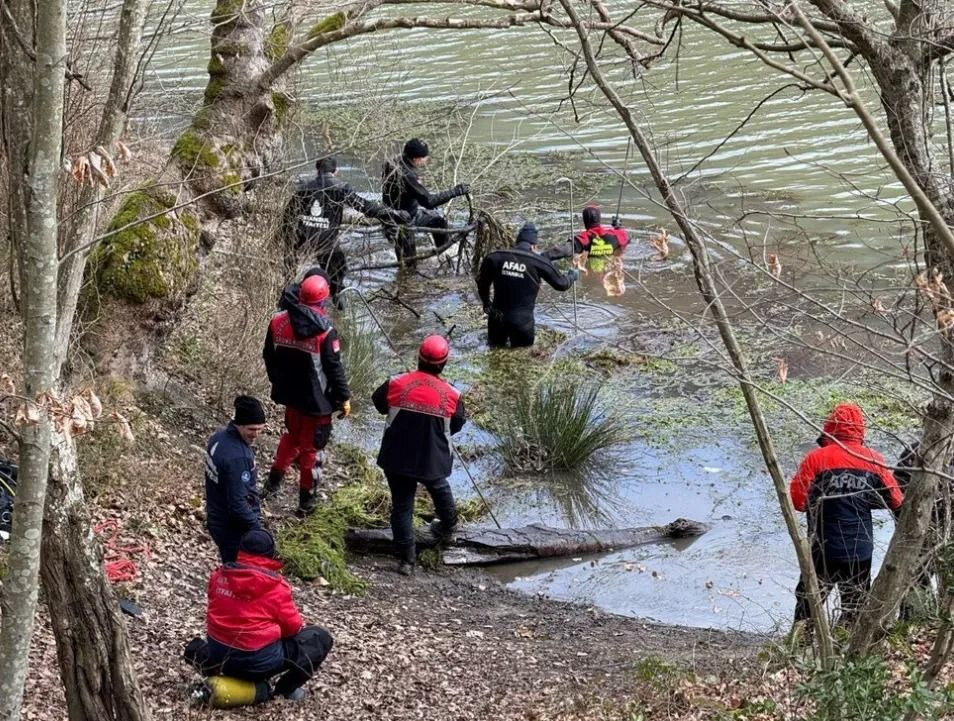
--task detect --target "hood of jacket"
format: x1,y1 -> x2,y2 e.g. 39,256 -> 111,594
821,402 -> 865,445
216,552 -> 286,601
287,301 -> 330,339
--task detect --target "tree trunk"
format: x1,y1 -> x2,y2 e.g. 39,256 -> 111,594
0,0 -> 67,716
39,432 -> 150,721
345,519 -> 708,565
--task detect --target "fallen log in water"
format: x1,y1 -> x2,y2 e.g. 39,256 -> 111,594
344,518 -> 707,566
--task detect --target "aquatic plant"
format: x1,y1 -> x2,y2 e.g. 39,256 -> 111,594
333,306 -> 380,402
498,377 -> 627,472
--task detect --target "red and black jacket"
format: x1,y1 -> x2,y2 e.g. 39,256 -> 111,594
206,552 -> 303,672
573,225 -> 629,257
263,303 -> 350,416
372,370 -> 466,480
789,403 -> 903,562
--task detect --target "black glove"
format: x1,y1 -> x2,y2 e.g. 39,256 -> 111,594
611,216 -> 621,229
452,183 -> 470,198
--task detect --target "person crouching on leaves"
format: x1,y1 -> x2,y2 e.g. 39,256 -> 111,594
205,529 -> 333,702
372,335 -> 467,575
262,274 -> 351,516
789,402 -> 903,628
204,395 -> 266,563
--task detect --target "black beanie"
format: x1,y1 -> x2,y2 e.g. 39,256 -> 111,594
239,529 -> 276,558
403,138 -> 429,160
515,222 -> 538,247
233,395 -> 266,425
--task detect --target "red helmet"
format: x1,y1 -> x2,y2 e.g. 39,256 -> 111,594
299,275 -> 330,306
419,335 -> 450,365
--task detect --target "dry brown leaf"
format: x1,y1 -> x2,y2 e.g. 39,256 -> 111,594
767,253 -> 782,280
94,146 -> 117,178
15,401 -> 41,426
1,373 -> 14,396
602,256 -> 626,297
82,387 -> 103,418
775,357 -> 789,384
650,228 -> 669,261
871,297 -> 888,317
116,140 -> 132,162
937,309 -> 954,331
71,155 -> 90,185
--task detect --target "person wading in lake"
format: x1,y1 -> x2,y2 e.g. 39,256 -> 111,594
204,396 -> 267,563
282,155 -> 410,304
477,222 -> 579,348
382,138 -> 469,266
262,274 -> 351,516
789,402 -> 903,629
545,204 -> 630,271
372,336 -> 467,576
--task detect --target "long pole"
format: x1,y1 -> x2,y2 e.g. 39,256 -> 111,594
340,286 -> 502,529
613,137 -> 632,226
554,177 -> 578,332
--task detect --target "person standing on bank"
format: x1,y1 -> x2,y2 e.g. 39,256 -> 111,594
372,336 -> 466,575
262,274 -> 351,516
205,396 -> 267,563
789,402 -> 904,627
382,138 -> 469,266
282,155 -> 411,303
477,222 -> 579,348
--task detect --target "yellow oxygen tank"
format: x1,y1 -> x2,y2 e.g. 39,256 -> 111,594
191,676 -> 270,708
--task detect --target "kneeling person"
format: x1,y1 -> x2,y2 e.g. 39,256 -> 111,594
205,530 -> 333,701
372,336 -> 466,575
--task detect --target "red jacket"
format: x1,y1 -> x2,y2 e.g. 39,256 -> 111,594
789,403 -> 903,561
574,225 -> 629,257
206,551 -> 303,652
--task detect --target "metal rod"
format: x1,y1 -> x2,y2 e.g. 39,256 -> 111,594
613,137 -> 632,226
453,446 -> 502,529
555,177 -> 579,333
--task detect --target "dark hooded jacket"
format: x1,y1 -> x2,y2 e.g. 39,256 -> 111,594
789,403 -> 903,561
382,157 -> 459,218
263,302 -> 349,416
476,224 -> 575,324
284,172 -> 403,254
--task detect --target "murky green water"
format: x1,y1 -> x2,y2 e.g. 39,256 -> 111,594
148,4 -> 913,633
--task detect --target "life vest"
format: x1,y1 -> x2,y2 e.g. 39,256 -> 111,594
385,370 -> 461,422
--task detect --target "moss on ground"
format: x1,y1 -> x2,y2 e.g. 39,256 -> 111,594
265,22 -> 290,61
278,443 -> 487,591
91,187 -> 199,303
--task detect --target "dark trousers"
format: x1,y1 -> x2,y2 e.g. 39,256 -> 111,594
487,313 -> 535,348
389,210 -> 448,267
211,626 -> 333,696
315,247 -> 347,303
386,473 -> 457,563
794,552 -> 872,624
209,525 -> 245,564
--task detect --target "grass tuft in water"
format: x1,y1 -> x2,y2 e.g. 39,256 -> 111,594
333,306 -> 380,403
498,377 -> 627,472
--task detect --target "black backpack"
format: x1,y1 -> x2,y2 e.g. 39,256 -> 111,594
0,459 -> 17,541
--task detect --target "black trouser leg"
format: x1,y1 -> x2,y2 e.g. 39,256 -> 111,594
833,557 -> 871,625
508,319 -> 535,348
422,477 -> 457,536
416,209 -> 449,249
387,473 -> 419,563
273,626 -> 334,697
210,527 -> 240,564
317,248 -> 347,303
793,552 -> 834,623
487,313 -> 508,348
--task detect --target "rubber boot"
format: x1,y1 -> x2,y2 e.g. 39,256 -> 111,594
297,488 -> 317,517
261,468 -> 283,501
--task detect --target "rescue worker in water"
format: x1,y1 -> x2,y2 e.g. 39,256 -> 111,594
477,222 -> 580,348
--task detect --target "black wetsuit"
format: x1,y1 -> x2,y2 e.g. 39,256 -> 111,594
476,241 -> 575,348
